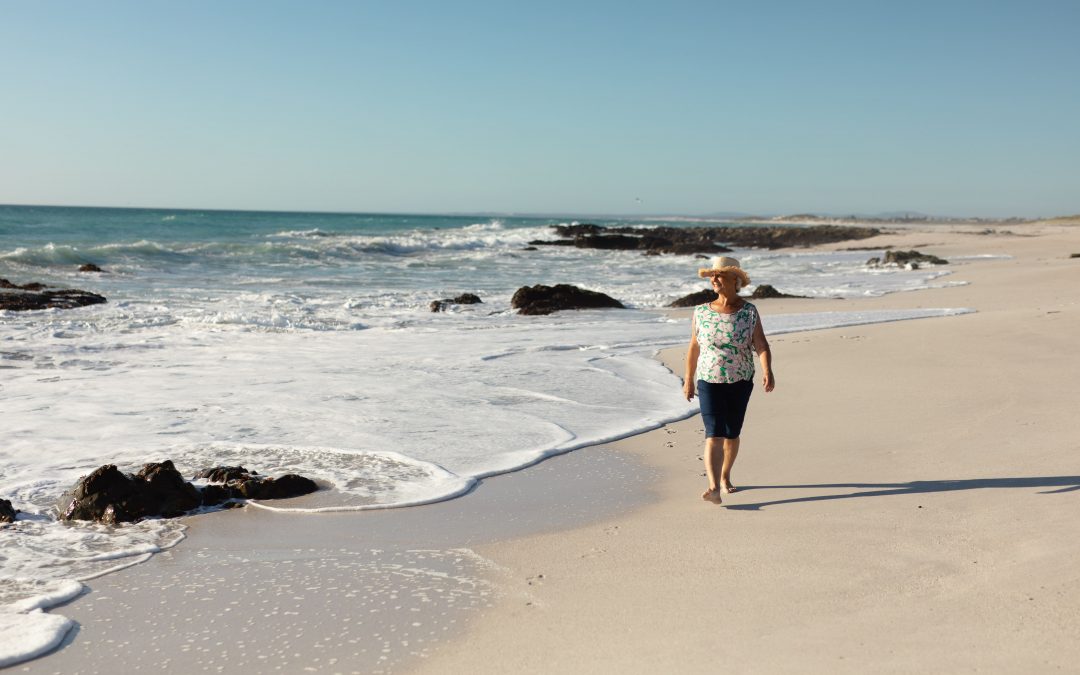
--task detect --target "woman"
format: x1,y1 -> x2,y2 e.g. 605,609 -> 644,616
683,256 -> 775,504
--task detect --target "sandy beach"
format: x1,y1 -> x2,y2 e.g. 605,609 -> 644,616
20,222 -> 1080,673
7,4 -> 1078,672
416,222 -> 1080,673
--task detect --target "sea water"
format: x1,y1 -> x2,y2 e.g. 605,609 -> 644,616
0,205 -> 975,663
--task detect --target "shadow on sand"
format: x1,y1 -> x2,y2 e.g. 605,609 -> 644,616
726,476 -> 1080,511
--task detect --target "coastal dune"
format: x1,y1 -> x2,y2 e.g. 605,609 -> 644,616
417,224 -> 1080,673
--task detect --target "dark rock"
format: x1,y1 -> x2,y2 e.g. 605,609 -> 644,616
135,460 -> 201,517
867,250 -> 948,267
553,223 -> 603,237
57,464 -> 153,523
198,465 -> 318,501
528,238 -> 575,247
749,284 -> 806,299
521,246 -> 538,251
573,234 -> 648,250
430,293 -> 483,312
234,479 -> 265,499
78,263 -> 104,273
195,466 -> 256,483
1,279 -> 48,291
0,498 -> 17,523
257,474 -> 319,499
59,461 -> 320,523
1,281 -> 107,311
199,484 -> 234,506
530,232 -> 731,256
883,250 -> 948,266
511,284 -> 625,316
1069,253 -> 1080,258
530,224 -> 879,253
667,289 -> 717,308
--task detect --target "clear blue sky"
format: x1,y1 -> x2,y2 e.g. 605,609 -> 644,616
2,1 -> 1077,217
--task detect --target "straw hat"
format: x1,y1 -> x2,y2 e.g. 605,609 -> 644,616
697,256 -> 751,288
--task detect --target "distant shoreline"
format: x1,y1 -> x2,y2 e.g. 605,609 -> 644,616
634,214 -> 1042,227
2,202 -> 1076,226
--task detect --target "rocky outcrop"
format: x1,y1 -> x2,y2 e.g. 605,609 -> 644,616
0,279 -> 47,291
749,284 -> 807,299
867,250 -> 949,268
529,232 -> 732,256
430,293 -> 483,312
58,464 -> 160,524
883,250 -> 948,266
195,466 -> 254,483
134,461 -> 203,517
194,465 -> 319,501
554,224 -> 604,237
529,224 -> 880,254
57,461 -> 319,523
668,284 -> 806,305
0,498 -> 17,523
511,284 -> 624,316
667,289 -> 716,308
78,264 -> 104,273
1,279 -> 107,311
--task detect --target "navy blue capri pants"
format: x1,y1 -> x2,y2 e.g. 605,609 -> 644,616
697,379 -> 754,439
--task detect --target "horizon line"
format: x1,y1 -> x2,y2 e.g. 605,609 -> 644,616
0,201 -> 1068,222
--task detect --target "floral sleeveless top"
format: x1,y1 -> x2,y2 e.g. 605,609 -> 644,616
694,302 -> 759,383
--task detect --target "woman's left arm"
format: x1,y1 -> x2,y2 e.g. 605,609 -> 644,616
752,318 -> 775,392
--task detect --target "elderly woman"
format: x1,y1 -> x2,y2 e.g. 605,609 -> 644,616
683,256 -> 775,504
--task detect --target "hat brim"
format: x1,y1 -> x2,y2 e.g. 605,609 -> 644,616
698,267 -> 751,287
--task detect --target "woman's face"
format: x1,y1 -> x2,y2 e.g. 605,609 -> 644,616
710,271 -> 740,295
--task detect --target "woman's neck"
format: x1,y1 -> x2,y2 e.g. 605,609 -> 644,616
712,292 -> 742,307
708,291 -> 743,308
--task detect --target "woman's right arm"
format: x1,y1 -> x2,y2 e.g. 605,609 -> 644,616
683,313 -> 700,401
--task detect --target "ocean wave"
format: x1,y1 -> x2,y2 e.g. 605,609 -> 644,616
461,219 -> 505,231
181,442 -> 477,512
266,228 -> 334,239
0,240 -> 192,268
0,225 -> 555,273
319,226 -> 550,257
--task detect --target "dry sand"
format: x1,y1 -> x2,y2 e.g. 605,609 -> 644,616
416,223 -> 1080,673
21,223 -> 1080,674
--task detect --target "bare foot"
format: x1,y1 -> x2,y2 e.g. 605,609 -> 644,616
701,488 -> 723,504
721,481 -> 737,494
